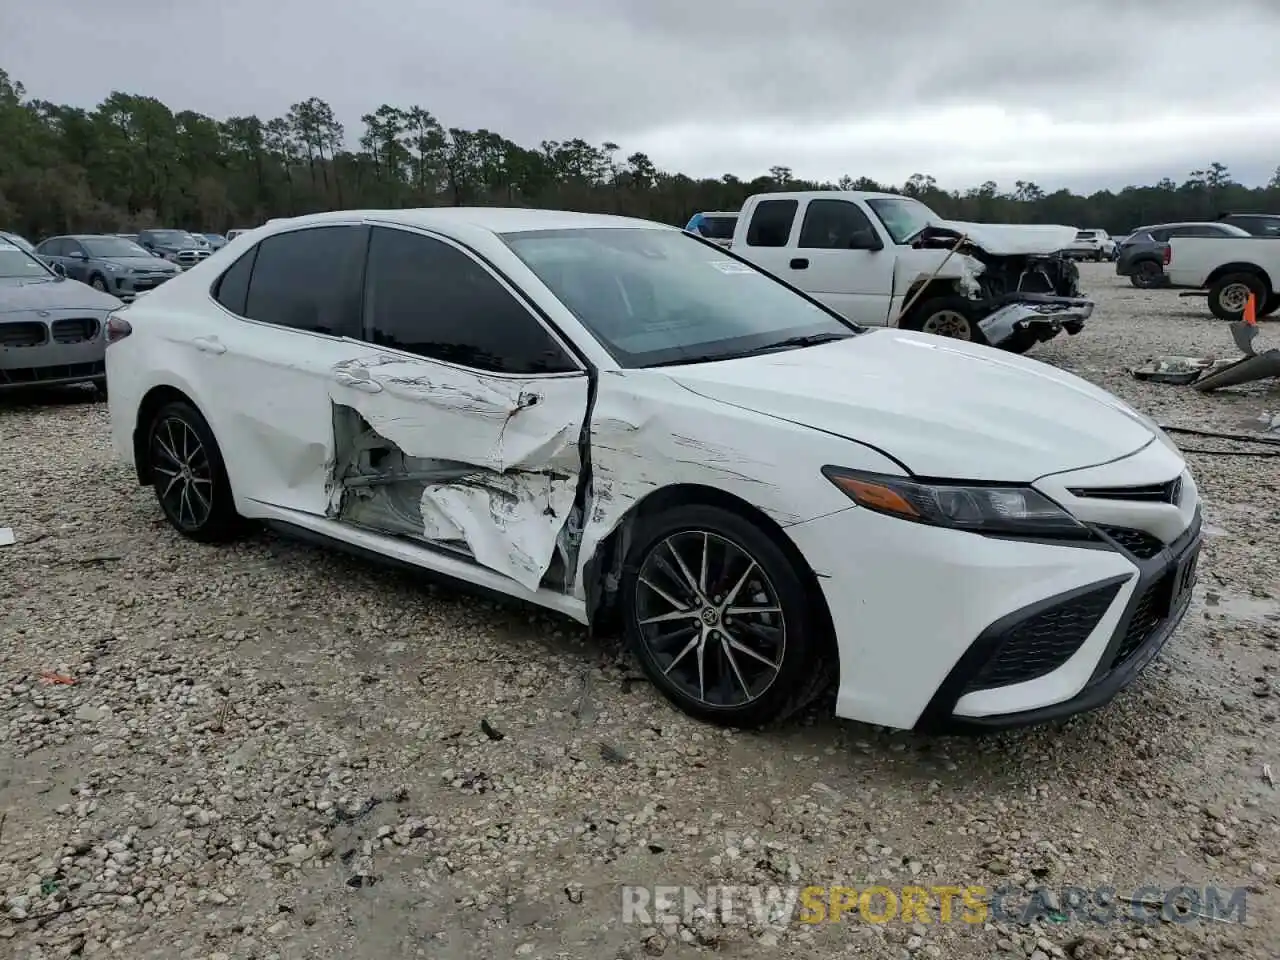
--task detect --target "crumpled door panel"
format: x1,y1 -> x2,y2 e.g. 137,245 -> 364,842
325,353 -> 589,591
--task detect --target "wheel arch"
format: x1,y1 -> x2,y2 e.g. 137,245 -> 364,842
1206,262 -> 1275,296
581,483 -> 837,656
897,279 -> 965,327
131,384 -> 208,485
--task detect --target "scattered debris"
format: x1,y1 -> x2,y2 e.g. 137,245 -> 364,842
1265,764 -> 1275,789
480,717 -> 505,741
1131,356 -> 1234,385
0,527 -> 13,547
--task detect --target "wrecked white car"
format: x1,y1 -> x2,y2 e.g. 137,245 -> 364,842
105,209 -> 1200,733
730,191 -> 1093,353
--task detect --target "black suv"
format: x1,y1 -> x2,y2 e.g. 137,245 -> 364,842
1115,221 -> 1251,288
136,229 -> 211,270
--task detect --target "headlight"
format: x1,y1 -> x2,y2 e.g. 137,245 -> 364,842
821,467 -> 1088,538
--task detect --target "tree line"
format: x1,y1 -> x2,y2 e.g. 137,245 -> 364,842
2,68 -> 1278,240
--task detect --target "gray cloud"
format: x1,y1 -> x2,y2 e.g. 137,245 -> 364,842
2,0 -> 1278,190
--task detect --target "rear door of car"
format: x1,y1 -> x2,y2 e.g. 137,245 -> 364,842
194,222 -> 374,517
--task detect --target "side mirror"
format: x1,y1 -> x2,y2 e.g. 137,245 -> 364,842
51,262 -> 66,277
71,251 -> 88,260
849,229 -> 884,252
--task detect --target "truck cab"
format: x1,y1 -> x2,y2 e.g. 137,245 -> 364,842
728,191 -> 1093,352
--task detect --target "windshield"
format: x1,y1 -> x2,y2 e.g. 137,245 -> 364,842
502,227 -> 858,368
203,234 -> 225,242
864,197 -> 938,244
0,240 -> 54,280
149,230 -> 195,247
0,233 -> 36,254
82,237 -> 151,258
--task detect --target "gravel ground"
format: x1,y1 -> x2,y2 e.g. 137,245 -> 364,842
1,262 -> 1278,960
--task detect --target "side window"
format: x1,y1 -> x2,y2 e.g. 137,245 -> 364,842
798,200 -> 877,249
243,226 -> 366,338
212,246 -> 258,316
745,200 -> 798,247
363,226 -> 577,375
1148,229 -> 1171,242
41,238 -> 66,256
67,240 -> 86,257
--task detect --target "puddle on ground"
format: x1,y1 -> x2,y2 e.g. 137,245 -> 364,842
1195,587 -> 1280,623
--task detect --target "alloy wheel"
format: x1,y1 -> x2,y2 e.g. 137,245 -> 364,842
634,530 -> 786,707
921,309 -> 973,340
151,416 -> 214,531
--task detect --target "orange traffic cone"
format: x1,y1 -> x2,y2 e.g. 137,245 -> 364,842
1244,293 -> 1257,326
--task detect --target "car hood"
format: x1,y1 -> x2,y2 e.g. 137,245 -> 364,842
920,220 -> 1077,256
0,277 -> 122,313
662,330 -> 1155,482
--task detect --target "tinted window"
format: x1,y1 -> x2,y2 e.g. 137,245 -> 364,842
364,226 -> 576,374
503,227 -> 856,369
213,247 -> 258,316
699,216 -> 737,240
798,200 -> 878,249
1148,229 -> 1171,241
745,200 -> 797,247
243,226 -> 365,338
42,238 -> 69,256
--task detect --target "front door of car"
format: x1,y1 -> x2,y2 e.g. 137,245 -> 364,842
791,198 -> 896,325
36,238 -> 70,275
61,240 -> 92,282
322,224 -> 590,593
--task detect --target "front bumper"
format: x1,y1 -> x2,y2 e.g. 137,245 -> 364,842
0,312 -> 107,389
915,510 -> 1201,733
784,440 -> 1200,732
978,294 -> 1094,348
109,272 -> 176,301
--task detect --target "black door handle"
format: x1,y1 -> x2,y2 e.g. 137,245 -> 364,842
790,258 -> 809,269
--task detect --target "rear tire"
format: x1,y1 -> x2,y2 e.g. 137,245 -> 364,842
1207,272 -> 1268,322
1129,261 -> 1164,289
621,504 -> 834,728
90,274 -> 109,292
145,400 -> 241,542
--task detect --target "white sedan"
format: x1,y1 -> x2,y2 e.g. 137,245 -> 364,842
103,208 -> 1202,732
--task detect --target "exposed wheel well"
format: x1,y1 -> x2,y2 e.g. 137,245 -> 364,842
898,279 -> 960,324
131,385 -> 199,485
582,483 -> 837,656
1206,263 -> 1274,296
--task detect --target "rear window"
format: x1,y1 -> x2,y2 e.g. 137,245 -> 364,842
1074,230 -> 1096,240
698,216 -> 737,240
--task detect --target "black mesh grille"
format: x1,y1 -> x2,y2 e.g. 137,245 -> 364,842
1098,525 -> 1165,560
1112,546 -> 1199,668
0,322 -> 47,347
964,582 -> 1123,694
0,360 -> 104,385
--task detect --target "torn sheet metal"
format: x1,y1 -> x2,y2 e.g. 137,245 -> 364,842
1130,357 -> 1232,386
977,301 -> 1090,350
327,353 -> 589,591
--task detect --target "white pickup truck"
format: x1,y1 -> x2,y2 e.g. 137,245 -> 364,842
725,191 -> 1094,353
1164,235 -> 1280,321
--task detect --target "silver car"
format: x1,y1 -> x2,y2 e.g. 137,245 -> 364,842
0,238 -> 122,390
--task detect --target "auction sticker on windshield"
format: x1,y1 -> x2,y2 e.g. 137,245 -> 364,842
708,260 -> 754,274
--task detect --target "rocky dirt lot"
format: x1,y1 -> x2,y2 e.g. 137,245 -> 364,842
1,262 -> 1278,960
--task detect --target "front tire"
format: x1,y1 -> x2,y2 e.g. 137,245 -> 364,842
1260,294 -> 1280,319
901,296 -> 986,344
1207,272 -> 1268,322
90,274 -> 109,293
145,400 -> 240,542
621,504 -> 834,728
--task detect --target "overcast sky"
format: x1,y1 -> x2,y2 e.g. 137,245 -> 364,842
4,0 -> 1279,193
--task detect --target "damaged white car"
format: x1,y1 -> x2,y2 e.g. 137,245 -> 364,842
730,191 -> 1093,353
105,209 -> 1201,732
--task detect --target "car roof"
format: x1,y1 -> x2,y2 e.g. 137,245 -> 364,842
748,190 -> 905,203
261,207 -> 669,237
